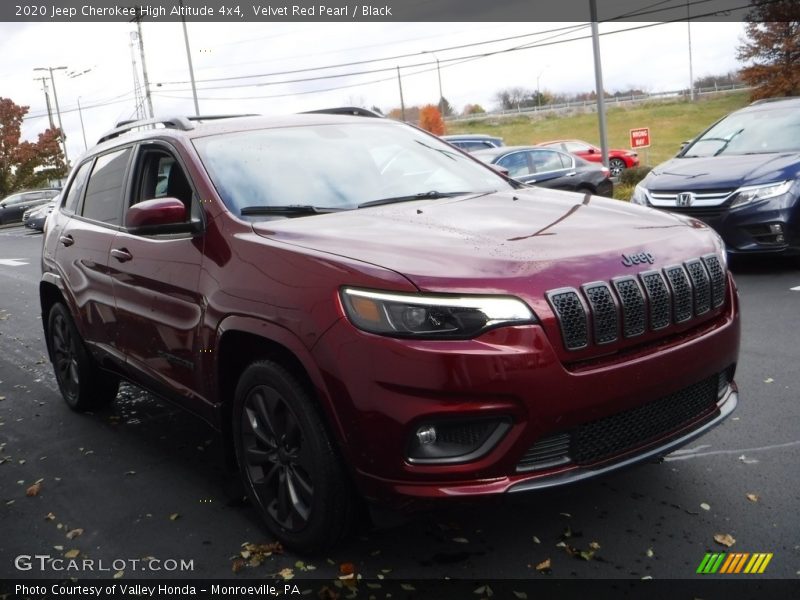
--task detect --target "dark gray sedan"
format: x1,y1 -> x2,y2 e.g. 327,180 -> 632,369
473,146 -> 613,197
0,189 -> 60,225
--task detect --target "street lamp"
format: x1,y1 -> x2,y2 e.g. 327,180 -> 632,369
34,66 -> 68,165
68,69 -> 92,151
423,50 -> 444,115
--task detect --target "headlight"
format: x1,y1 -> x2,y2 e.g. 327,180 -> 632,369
730,180 -> 792,208
340,287 -> 537,338
631,184 -> 649,206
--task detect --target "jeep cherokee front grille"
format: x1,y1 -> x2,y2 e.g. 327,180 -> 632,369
546,255 -> 726,351
517,372 -> 721,472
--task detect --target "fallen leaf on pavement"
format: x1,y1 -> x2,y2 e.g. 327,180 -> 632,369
278,567 -> 294,580
66,528 -> 84,540
589,541 -> 601,551
26,482 -> 42,497
763,378 -> 774,384
452,537 -> 469,544
113,571 -> 124,579
646,548 -> 654,558
535,558 -> 551,572
169,513 -> 180,521
746,493 -> 760,503
700,503 -> 711,511
231,559 -> 245,574
714,533 -> 736,547
64,549 -> 80,559
532,536 -> 541,544
338,562 -> 355,579
512,592 -> 528,599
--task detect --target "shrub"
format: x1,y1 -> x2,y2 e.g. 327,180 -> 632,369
619,166 -> 652,186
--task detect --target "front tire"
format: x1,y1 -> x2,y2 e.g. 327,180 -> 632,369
47,303 -> 119,411
233,360 -> 356,552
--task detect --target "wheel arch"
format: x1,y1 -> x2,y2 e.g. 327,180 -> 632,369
215,317 -> 349,465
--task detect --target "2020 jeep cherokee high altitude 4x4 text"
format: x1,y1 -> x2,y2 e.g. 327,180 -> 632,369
41,111 -> 740,552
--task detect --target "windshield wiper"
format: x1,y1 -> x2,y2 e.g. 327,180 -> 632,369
358,191 -> 475,209
241,205 -> 352,216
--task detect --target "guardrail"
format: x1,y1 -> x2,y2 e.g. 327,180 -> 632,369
447,84 -> 751,123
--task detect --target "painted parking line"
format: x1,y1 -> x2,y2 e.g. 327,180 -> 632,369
791,286 -> 800,291
0,259 -> 29,267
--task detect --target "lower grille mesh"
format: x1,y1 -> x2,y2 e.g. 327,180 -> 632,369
516,372 -> 722,472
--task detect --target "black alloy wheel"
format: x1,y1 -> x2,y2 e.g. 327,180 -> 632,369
47,303 -> 119,411
233,360 -> 355,552
241,384 -> 315,531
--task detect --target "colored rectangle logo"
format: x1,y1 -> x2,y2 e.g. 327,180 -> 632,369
697,552 -> 773,574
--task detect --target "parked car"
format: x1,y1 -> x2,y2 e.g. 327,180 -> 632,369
42,111 -> 739,552
441,133 -> 504,152
473,145 -> 613,197
632,97 -> 800,257
0,188 -> 60,225
24,196 -> 59,231
538,139 -> 639,177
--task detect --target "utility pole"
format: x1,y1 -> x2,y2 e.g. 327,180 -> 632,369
589,0 -> 609,169
34,76 -> 55,129
687,0 -> 695,101
180,0 -> 200,116
34,66 -> 68,166
423,51 -> 444,115
134,11 -> 155,118
129,31 -> 145,120
396,66 -> 406,122
76,97 -> 88,151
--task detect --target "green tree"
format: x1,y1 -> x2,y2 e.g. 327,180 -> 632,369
737,1 -> 800,99
0,97 -> 66,197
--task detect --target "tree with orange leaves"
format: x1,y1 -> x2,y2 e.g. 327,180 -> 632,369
418,105 -> 445,135
0,97 -> 67,197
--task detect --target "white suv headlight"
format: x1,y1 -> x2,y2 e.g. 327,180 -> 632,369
730,180 -> 792,208
340,287 -> 537,339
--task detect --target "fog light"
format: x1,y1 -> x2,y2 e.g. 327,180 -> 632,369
407,417 -> 511,464
416,425 -> 437,445
769,224 -> 783,233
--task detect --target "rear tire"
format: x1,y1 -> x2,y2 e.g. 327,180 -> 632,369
47,303 -> 119,412
609,158 -> 626,177
233,360 -> 356,553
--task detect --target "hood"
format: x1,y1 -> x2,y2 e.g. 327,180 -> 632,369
251,189 -> 720,295
645,153 -> 800,191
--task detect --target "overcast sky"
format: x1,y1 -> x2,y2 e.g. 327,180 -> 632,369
1,20 -> 745,163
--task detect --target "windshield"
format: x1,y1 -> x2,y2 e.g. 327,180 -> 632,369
682,106 -> 800,158
193,121 -> 511,217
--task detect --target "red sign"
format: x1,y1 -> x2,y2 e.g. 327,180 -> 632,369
630,127 -> 650,149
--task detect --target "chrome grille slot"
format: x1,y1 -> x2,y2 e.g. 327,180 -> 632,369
516,433 -> 571,472
685,259 -> 711,315
664,265 -> 693,323
547,289 -> 589,350
640,270 -> 671,330
702,254 -> 726,308
582,283 -> 618,345
612,277 -> 646,338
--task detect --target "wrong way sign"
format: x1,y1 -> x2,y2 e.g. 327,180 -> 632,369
630,127 -> 651,149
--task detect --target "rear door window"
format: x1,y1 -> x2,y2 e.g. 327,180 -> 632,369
63,161 -> 93,214
81,148 -> 132,226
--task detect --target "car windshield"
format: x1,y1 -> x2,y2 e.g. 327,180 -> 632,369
682,106 -> 800,157
193,121 -> 511,217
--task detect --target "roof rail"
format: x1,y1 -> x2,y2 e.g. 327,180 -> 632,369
302,106 -> 383,118
97,117 -> 194,144
98,114 -> 260,144
749,96 -> 799,106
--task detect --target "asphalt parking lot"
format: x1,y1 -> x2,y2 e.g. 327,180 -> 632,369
0,224 -> 798,584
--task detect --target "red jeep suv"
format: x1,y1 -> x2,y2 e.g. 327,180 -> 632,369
41,111 -> 739,552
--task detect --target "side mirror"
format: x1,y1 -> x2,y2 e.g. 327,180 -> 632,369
587,147 -> 596,154
126,198 -> 192,234
489,164 -> 510,177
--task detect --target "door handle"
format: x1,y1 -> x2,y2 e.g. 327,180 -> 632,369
59,235 -> 74,247
565,171 -> 577,177
110,248 -> 133,262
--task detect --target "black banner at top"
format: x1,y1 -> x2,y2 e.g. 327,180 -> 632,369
0,0 -> 781,23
